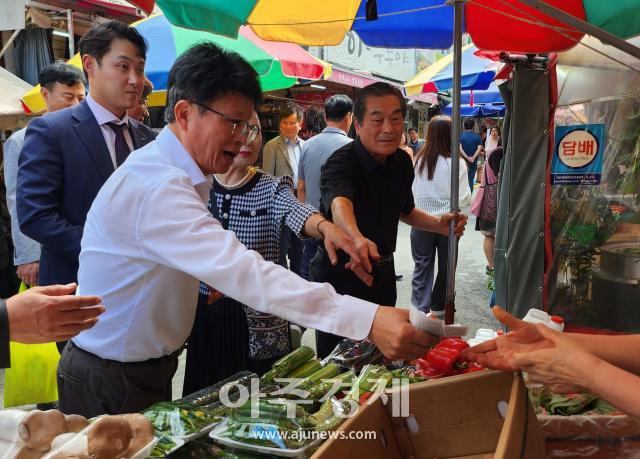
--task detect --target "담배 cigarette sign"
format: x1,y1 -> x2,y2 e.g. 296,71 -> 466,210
552,124 -> 604,185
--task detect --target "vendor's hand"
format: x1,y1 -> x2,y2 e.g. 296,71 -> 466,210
6,283 -> 104,344
436,213 -> 468,237
16,262 -> 39,287
513,324 -> 601,394
205,285 -> 224,305
369,307 -> 438,360
462,306 -> 554,371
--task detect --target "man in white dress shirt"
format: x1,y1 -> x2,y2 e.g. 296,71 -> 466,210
58,43 -> 438,417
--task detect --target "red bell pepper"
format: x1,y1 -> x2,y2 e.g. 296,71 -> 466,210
436,338 -> 470,352
415,358 -> 445,379
425,348 -> 458,372
461,362 -> 485,374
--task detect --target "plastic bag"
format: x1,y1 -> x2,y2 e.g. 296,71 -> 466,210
3,283 -> 60,407
142,401 -> 220,437
322,339 -> 382,374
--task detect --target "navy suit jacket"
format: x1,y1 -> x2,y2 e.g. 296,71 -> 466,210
16,100 -> 156,286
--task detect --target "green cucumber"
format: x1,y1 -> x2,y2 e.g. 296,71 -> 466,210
307,370 -> 355,400
286,359 -> 321,378
260,346 -> 315,385
299,363 -> 340,390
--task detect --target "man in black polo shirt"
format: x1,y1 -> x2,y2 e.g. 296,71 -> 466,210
311,82 -> 467,358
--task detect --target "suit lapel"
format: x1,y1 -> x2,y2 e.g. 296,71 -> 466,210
72,101 -> 114,182
279,137 -> 292,171
128,120 -> 152,150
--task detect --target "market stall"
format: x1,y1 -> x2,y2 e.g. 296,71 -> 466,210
0,338 -> 548,458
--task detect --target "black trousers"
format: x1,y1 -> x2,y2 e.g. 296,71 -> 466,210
183,294 -> 281,396
57,341 -> 179,418
310,248 -> 397,359
279,226 -> 302,275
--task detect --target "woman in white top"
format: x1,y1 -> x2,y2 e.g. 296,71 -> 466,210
411,116 -> 471,316
485,126 -> 501,155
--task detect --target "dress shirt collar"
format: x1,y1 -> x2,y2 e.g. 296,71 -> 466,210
85,93 -> 130,126
322,127 -> 348,136
283,135 -> 301,147
157,127 -> 211,188
354,136 -> 393,173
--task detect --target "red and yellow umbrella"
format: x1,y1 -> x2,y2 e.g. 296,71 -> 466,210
124,0 -> 640,52
21,14 -> 331,114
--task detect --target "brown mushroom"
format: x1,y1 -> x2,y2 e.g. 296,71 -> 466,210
86,416 -> 132,459
15,445 -> 44,459
64,415 -> 89,433
18,410 -> 67,451
123,414 -> 155,457
49,453 -> 91,459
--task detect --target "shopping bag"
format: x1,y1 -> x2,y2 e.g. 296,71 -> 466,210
3,283 -> 60,407
470,185 -> 484,217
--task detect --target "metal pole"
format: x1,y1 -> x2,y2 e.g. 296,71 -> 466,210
0,30 -> 20,61
445,0 -> 463,325
67,9 -> 74,57
518,0 -> 640,61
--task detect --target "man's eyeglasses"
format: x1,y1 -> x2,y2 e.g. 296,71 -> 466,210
195,103 -> 261,143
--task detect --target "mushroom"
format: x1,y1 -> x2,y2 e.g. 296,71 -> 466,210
14,445 -> 44,459
49,454 -> 91,459
86,416 -> 132,459
64,415 -> 89,433
19,410 -> 66,451
122,414 -> 155,457
50,432 -> 87,453
0,409 -> 27,442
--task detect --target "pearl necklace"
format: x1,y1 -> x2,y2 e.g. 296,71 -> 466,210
214,168 -> 255,190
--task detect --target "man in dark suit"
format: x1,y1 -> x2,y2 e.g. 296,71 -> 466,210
17,20 -> 156,289
0,284 -> 104,368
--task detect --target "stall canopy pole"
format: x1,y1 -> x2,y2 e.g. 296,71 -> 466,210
518,0 -> 640,61
445,0 -> 463,325
67,9 -> 75,57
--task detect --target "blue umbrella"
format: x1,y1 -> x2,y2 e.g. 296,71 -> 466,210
405,45 -> 499,95
460,82 -> 503,105
441,102 -> 505,117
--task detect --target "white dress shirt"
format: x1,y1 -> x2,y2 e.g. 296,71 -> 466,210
285,137 -> 302,188
73,127 -> 378,362
85,94 -> 134,169
412,156 -> 471,216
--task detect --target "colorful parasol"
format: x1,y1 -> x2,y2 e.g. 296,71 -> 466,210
21,14 -> 330,113
404,45 -> 500,96
130,0 -> 640,53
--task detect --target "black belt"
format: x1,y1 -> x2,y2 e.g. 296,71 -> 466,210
375,254 -> 394,266
68,341 -> 182,367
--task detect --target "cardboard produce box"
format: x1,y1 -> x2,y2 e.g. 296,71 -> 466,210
540,413 -> 640,458
312,370 -> 544,459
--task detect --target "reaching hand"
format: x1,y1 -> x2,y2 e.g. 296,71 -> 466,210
346,236 -> 380,275
321,223 -> 361,267
6,283 -> 104,344
368,307 -> 438,360
462,306 -> 554,371
513,324 -> 601,394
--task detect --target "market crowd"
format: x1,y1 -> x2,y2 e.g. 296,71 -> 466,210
0,19 -> 638,421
